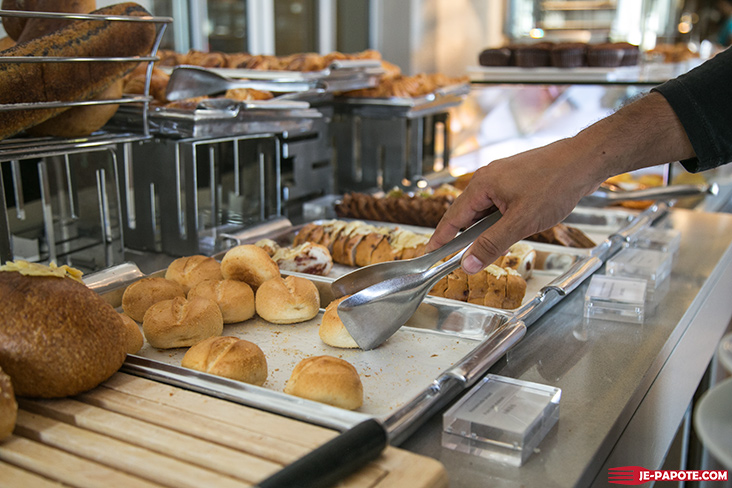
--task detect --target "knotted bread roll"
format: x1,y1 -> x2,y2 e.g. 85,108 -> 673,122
181,336 -> 267,386
142,296 -> 223,349
188,279 -> 255,324
255,276 -> 320,324
284,356 -> 363,410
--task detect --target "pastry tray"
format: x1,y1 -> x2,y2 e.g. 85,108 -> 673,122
91,264 -> 526,443
221,218 -> 604,327
110,96 -> 323,139
166,59 -> 385,94
333,83 -> 471,118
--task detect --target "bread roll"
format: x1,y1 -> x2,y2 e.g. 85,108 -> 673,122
255,276 -> 320,324
181,336 -> 267,386
0,366 -> 17,440
142,296 -> 223,349
122,277 -> 186,322
165,255 -> 224,293
0,265 -> 127,397
118,312 -> 143,355
221,244 -> 279,290
319,296 -> 358,349
188,279 -> 255,324
284,356 -> 363,410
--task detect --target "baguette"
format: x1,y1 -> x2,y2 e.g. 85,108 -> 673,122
0,2 -> 157,140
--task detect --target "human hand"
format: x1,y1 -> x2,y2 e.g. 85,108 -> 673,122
426,138 -> 603,274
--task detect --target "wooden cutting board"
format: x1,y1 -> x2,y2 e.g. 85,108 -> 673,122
0,372 -> 448,488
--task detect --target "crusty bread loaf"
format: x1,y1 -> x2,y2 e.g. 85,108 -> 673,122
2,1 -> 97,42
319,296 -> 359,349
142,296 -> 223,349
118,312 -> 143,355
0,269 -> 127,397
284,356 -> 363,410
188,279 -> 255,324
181,336 -> 267,386
27,78 -> 123,137
0,366 -> 17,440
0,2 -> 157,140
165,255 -> 224,293
255,276 -> 320,324
221,245 -> 280,290
122,277 -> 186,322
0,36 -> 15,50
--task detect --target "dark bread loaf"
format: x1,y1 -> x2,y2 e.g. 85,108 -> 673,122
0,2 -> 157,140
0,365 -> 17,440
0,269 -> 127,398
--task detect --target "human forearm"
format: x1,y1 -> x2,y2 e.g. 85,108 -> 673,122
572,91 -> 695,183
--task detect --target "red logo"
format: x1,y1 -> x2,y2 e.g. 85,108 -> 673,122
609,467 -> 729,484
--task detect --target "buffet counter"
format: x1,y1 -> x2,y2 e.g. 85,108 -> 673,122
400,207 -> 732,487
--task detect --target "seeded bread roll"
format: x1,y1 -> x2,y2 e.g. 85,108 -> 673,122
284,356 -> 363,410
165,255 -> 224,293
221,245 -> 280,290
142,296 -> 223,349
181,336 -> 267,386
319,296 -> 359,349
0,366 -> 17,440
122,277 -> 186,322
118,312 -> 144,354
188,279 -> 255,324
0,265 -> 127,398
255,276 -> 320,324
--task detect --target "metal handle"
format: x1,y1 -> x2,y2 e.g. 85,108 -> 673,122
540,256 -> 603,297
444,321 -> 527,386
605,183 -> 717,202
416,209 -> 502,268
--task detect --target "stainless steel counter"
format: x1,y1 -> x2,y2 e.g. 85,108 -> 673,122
400,208 -> 732,487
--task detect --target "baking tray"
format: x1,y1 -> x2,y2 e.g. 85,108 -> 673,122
89,263 -> 525,444
111,96 -> 323,139
334,83 -> 471,118
168,59 -> 385,94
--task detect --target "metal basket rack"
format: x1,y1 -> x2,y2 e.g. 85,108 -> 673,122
0,9 -> 172,270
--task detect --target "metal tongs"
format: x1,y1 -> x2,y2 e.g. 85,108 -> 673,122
332,210 -> 502,350
578,182 -> 718,207
165,66 -> 327,101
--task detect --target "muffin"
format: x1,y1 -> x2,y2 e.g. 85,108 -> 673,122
615,42 -> 640,66
514,42 -> 553,68
587,43 -> 625,67
478,47 -> 512,67
550,43 -> 587,68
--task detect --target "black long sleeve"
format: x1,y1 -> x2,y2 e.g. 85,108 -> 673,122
652,47 -> 732,172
